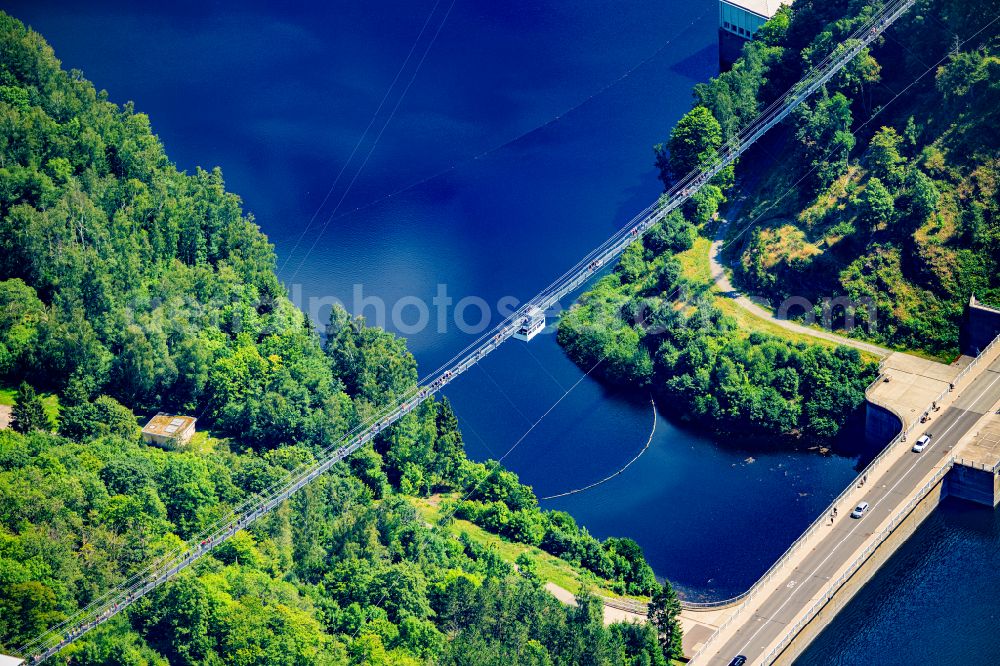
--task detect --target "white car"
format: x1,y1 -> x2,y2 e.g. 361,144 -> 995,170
850,501 -> 869,519
912,434 -> 932,453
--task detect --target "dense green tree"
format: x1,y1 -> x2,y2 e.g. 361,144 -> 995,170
431,397 -> 466,489
10,381 -> 50,433
685,183 -> 727,225
69,622 -> 169,666
648,580 -> 683,662
906,169 -> 939,223
569,589 -> 615,664
325,305 -> 417,410
936,50 -> 991,104
861,177 -> 895,230
757,5 -> 792,46
795,91 -> 856,192
0,278 -> 44,376
644,208 -> 696,255
3,417 -> 672,664
157,456 -> 218,536
609,621 -> 667,666
657,106 -> 722,187
59,394 -> 138,441
0,581 -> 63,642
866,126 -> 905,186
133,575 -> 215,665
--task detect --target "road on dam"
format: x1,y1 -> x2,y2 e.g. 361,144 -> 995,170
703,356 -> 1000,664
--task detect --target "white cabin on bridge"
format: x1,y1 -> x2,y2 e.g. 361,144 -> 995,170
514,306 -> 546,342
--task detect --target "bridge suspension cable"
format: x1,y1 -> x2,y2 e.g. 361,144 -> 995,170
16,0 -> 919,661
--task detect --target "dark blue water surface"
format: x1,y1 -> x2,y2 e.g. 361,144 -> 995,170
10,2 -> 998,655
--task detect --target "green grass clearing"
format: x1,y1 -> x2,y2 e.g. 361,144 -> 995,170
185,429 -> 228,455
675,236 -> 713,285
0,384 -> 61,423
409,495 -> 648,604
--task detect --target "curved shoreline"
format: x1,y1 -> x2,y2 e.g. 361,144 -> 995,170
539,396 -> 657,501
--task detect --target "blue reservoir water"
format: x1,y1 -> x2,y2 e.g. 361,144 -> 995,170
12,1 -> 997,650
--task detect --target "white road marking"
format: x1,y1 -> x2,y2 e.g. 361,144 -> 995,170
728,369 -> 1000,663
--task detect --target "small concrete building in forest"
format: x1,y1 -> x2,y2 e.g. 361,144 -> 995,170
142,413 -> 196,448
719,0 -> 794,68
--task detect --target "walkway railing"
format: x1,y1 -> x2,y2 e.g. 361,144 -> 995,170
954,457 -> 1000,474
758,458 -> 955,664
685,332 -> 1000,663
600,596 -> 650,615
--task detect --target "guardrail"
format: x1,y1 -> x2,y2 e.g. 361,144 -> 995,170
600,596 -> 650,615
954,457 -> 1000,474
686,331 -> 1000,663
758,458 -> 955,664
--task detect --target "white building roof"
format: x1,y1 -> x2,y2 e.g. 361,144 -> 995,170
722,0 -> 793,18
0,655 -> 25,666
142,412 -> 196,437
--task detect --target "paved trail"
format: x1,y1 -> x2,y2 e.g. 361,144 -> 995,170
543,582 -> 647,625
710,214 -> 894,358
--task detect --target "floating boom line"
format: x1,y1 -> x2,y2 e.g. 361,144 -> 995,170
538,396 -> 657,501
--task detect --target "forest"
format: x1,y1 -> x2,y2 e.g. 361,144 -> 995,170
0,11 -> 680,665
708,0 -> 997,355
557,209 -> 877,441
560,0 -> 998,440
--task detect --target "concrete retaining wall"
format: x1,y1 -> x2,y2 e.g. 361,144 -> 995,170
960,296 -> 1000,357
865,401 -> 902,445
946,464 -> 1000,507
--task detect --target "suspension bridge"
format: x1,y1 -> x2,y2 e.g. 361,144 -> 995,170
11,0 -> 924,661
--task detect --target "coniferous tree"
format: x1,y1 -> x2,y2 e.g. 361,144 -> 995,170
648,580 -> 683,662
11,382 -> 51,434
